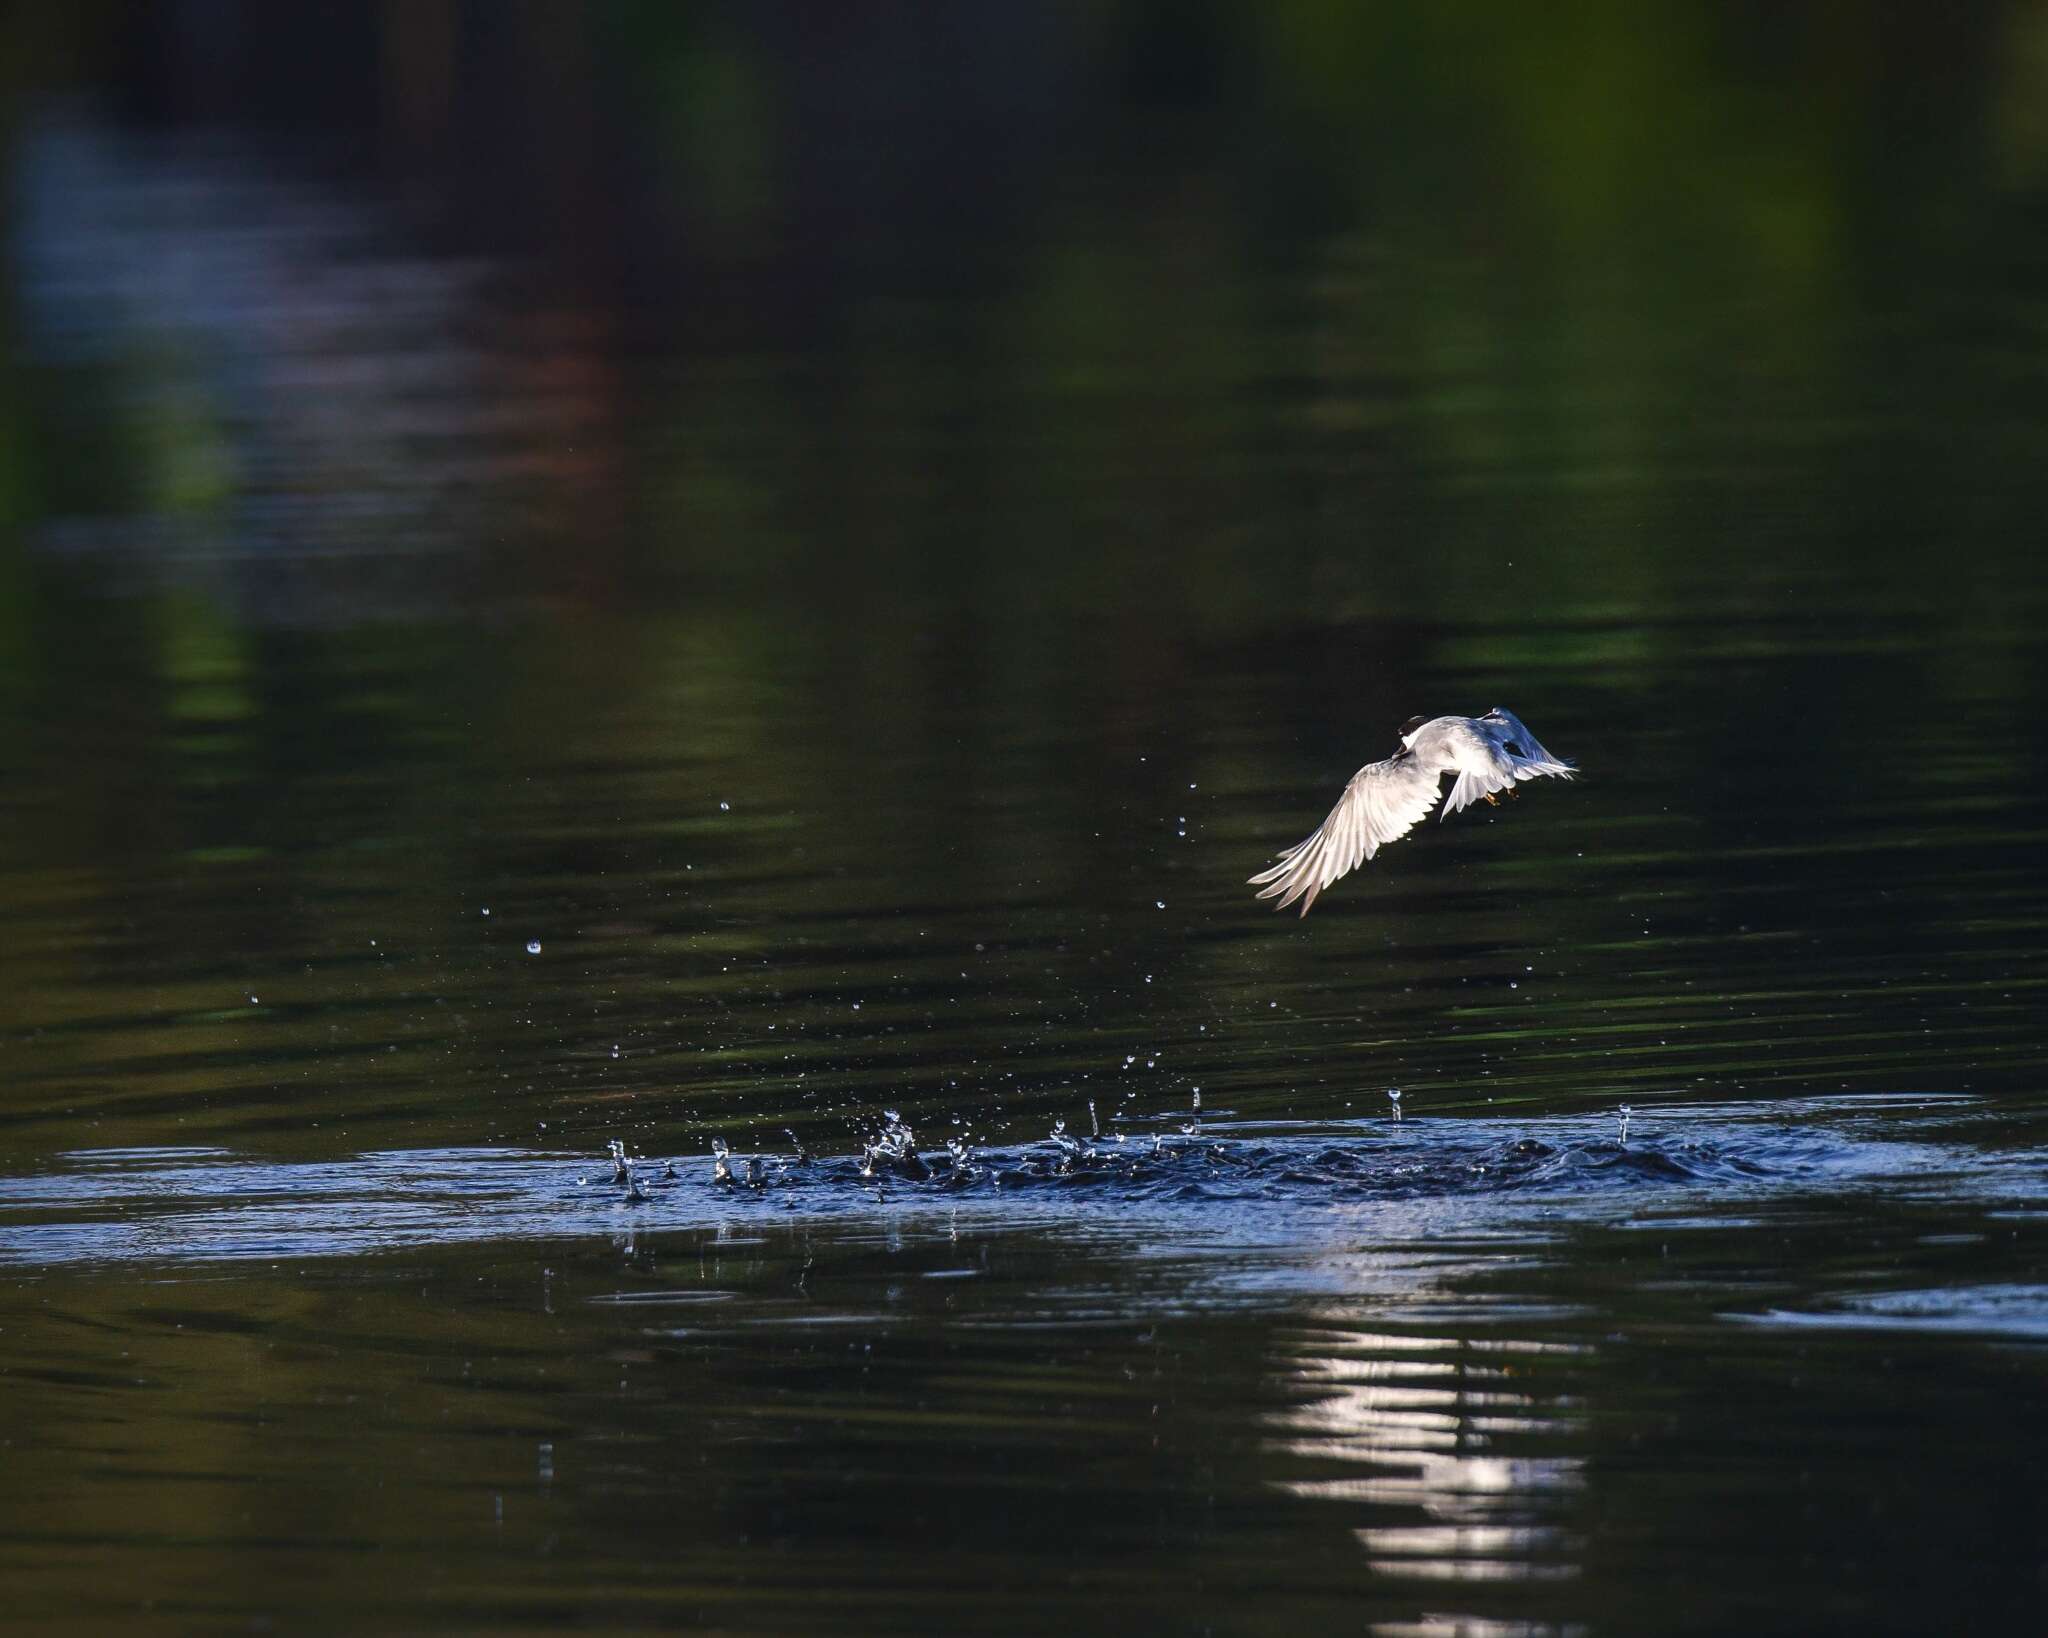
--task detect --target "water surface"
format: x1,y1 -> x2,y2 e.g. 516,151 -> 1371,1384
5,8 -> 2048,1632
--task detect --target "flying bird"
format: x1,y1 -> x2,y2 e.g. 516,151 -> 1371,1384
1249,708 -> 1576,916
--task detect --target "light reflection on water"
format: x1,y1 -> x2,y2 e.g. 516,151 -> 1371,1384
12,111 -> 611,624
2,1097 -> 2045,1631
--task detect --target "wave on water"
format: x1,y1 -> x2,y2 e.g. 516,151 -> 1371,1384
0,1096 -> 2031,1269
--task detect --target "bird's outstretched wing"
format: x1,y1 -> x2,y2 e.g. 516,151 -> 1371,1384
1444,708 -> 1577,815
1482,707 -> 1574,777
1248,755 -> 1446,916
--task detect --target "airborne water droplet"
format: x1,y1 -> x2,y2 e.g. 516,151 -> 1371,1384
526,940 -> 542,955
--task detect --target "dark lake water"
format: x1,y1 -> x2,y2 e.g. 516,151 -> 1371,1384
5,8 -> 2048,1632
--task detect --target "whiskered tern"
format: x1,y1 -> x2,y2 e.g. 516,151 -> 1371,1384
1250,708 -> 1576,916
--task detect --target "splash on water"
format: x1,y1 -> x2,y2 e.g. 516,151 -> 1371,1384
605,1139 -> 649,1202
862,1111 -> 930,1182
0,1097 -> 2030,1270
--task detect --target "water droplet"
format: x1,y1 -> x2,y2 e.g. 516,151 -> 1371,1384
719,801 -> 731,812
481,908 -> 491,916
526,940 -> 542,955
1154,900 -> 1165,910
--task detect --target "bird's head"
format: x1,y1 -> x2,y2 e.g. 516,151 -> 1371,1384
1398,714 -> 1430,749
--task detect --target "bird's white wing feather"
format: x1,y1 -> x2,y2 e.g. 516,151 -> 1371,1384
1482,708 -> 1576,780
1248,755 -> 1446,916
1443,709 -> 1576,814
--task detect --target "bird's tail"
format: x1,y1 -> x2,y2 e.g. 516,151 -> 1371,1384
1443,767 -> 1511,815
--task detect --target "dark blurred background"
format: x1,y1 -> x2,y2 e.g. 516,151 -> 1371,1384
12,1 -> 2048,618
3,1 -> 2047,1158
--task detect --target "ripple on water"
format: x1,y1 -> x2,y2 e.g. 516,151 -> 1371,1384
1732,1283 -> 2048,1340
0,1096 -> 2035,1270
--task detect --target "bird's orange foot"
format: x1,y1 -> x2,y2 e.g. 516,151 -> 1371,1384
1482,793 -> 1499,807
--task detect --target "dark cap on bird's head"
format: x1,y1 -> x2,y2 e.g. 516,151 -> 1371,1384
1399,714 -> 1429,738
